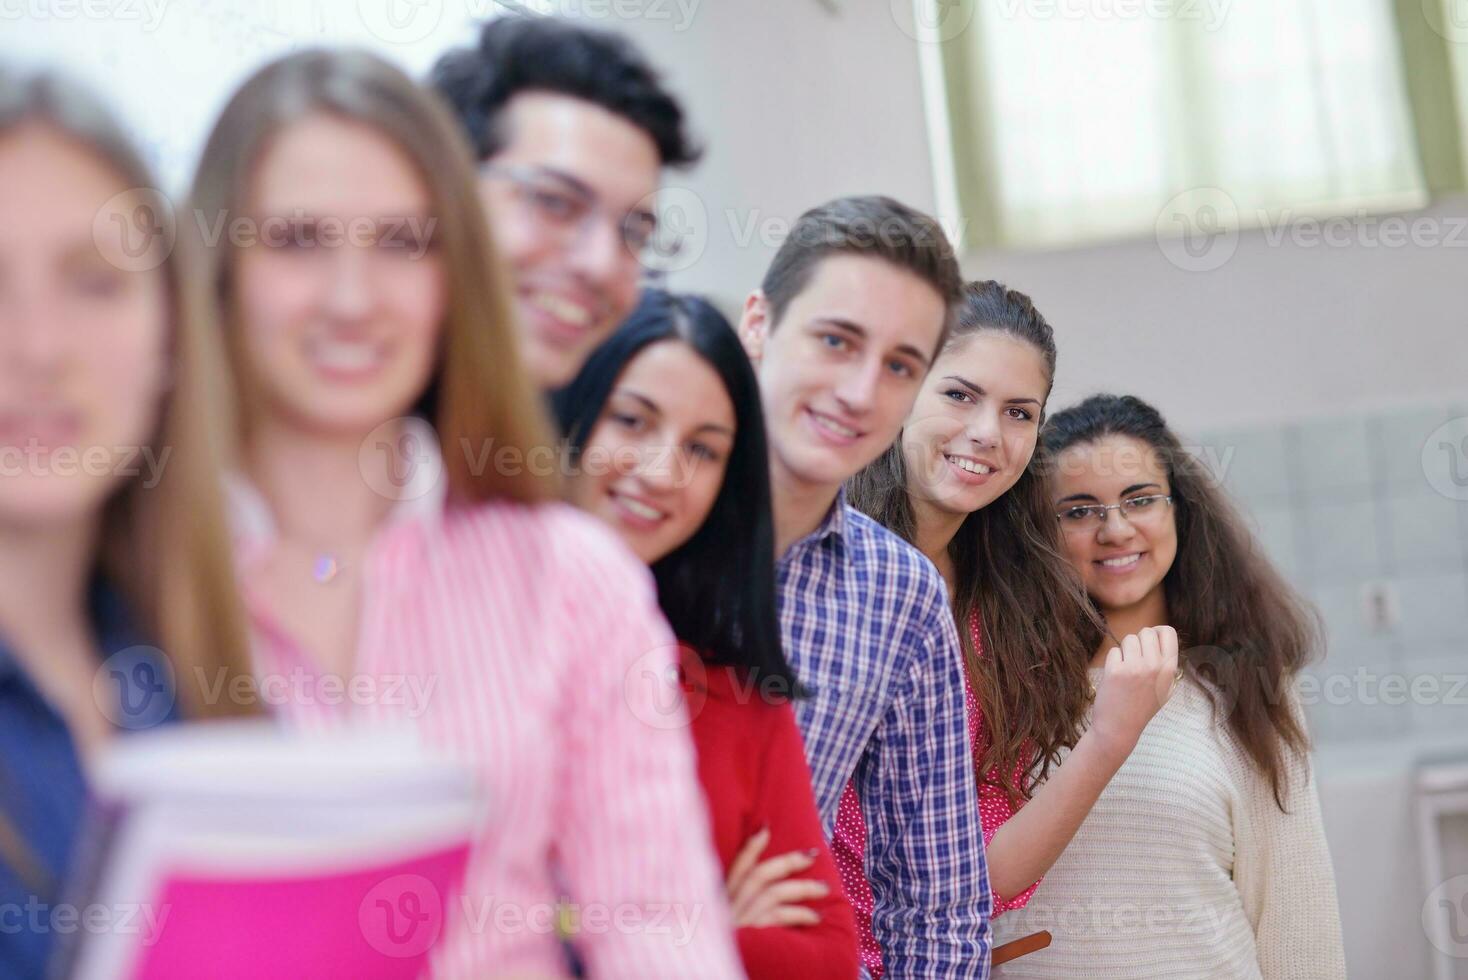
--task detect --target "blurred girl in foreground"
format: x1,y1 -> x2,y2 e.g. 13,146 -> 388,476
187,50 -> 741,979
0,69 -> 253,978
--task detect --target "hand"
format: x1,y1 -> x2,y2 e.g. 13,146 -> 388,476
1089,625 -> 1179,761
725,827 -> 829,928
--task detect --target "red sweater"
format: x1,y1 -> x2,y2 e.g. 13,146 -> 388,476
680,650 -> 860,980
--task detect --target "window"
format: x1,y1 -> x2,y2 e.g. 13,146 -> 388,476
932,0 -> 1436,250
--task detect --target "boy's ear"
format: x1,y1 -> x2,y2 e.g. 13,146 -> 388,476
738,289 -> 770,367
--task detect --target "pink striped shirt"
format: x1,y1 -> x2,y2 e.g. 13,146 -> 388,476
228,427 -> 742,979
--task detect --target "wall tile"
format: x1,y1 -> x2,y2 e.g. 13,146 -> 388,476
1303,500 -> 1383,583
1297,415 -> 1374,501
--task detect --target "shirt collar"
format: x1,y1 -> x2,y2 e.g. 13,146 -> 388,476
783,487 -> 849,558
226,416 -> 448,553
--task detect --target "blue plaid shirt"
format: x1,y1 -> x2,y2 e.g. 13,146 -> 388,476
777,492 -> 992,979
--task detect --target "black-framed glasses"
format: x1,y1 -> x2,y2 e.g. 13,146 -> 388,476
479,163 -> 675,265
1056,494 -> 1173,533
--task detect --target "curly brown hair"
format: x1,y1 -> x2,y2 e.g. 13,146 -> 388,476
1042,393 -> 1319,810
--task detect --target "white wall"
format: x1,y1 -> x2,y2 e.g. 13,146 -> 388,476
616,2 -> 1468,434
7,2 -> 1463,436
972,201 -> 1468,433
610,0 -> 942,308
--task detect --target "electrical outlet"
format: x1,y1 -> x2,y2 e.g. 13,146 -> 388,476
1359,581 -> 1399,634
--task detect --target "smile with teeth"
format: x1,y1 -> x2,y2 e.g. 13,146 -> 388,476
528,290 -> 593,329
808,410 -> 860,441
611,490 -> 665,522
945,455 -> 993,476
1097,553 -> 1143,569
306,335 -> 386,374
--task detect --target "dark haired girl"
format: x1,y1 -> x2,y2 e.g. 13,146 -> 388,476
991,392 -> 1346,977
556,289 -> 859,979
834,282 -> 1178,977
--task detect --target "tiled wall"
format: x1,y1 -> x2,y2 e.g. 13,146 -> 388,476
1195,399 -> 1468,743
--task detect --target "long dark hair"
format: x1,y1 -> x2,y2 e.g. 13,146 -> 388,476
1042,394 -> 1318,809
850,281 -> 1098,804
554,290 -> 801,697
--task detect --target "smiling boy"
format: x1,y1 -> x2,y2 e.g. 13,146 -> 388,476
740,196 -> 992,978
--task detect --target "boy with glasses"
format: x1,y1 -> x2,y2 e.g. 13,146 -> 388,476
433,16 -> 699,388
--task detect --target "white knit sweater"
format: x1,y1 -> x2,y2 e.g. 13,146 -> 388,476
993,674 -> 1347,979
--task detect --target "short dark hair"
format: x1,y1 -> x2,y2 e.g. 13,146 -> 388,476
553,289 -> 803,698
430,15 -> 700,167
760,195 -> 964,347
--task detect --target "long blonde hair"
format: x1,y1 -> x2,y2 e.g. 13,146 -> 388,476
0,68 -> 257,889
185,48 -> 559,505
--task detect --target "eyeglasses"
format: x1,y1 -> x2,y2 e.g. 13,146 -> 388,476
1055,494 -> 1173,533
479,163 -> 678,268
